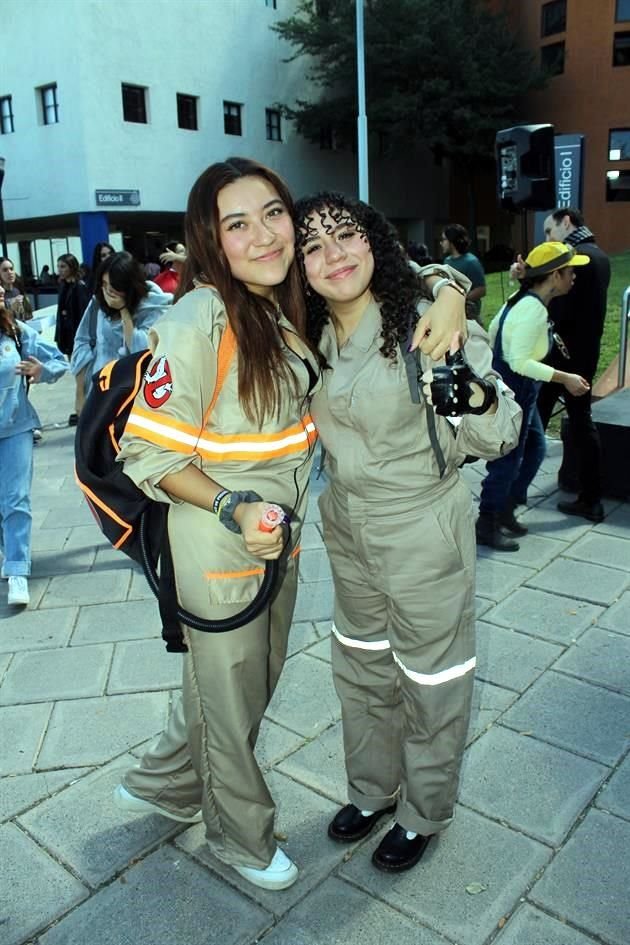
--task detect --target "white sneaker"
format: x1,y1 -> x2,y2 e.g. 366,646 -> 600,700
113,784 -> 202,823
233,847 -> 298,891
7,576 -> 30,606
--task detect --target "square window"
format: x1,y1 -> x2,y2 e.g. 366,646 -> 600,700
613,31 -> 630,66
0,95 -> 14,134
39,84 -> 59,125
122,84 -> 147,123
265,108 -> 282,142
607,168 -> 630,200
616,0 -> 630,22
541,0 -> 566,37
609,128 -> 630,160
541,41 -> 565,75
177,93 -> 198,131
224,101 -> 242,136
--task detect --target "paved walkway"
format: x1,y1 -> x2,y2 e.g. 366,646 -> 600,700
2,372 -> 629,945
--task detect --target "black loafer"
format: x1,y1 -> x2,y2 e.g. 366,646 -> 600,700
371,823 -> 433,872
328,803 -> 396,843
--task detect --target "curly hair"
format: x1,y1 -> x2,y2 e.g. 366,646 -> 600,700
293,193 -> 429,360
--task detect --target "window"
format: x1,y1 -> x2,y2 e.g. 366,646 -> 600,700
0,95 -> 14,134
541,41 -> 565,75
39,84 -> 59,125
613,32 -> 630,66
122,84 -> 147,123
616,0 -> 630,22
541,0 -> 566,37
607,169 -> 630,201
177,93 -> 198,131
223,101 -> 242,136
265,108 -> 281,141
609,128 -> 630,160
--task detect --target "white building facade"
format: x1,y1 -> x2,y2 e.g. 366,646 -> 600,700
1,0 -> 445,278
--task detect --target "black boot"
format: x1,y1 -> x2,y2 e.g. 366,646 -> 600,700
476,512 -> 519,552
498,498 -> 528,536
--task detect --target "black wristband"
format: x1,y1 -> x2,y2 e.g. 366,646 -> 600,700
218,490 -> 263,533
211,489 -> 230,514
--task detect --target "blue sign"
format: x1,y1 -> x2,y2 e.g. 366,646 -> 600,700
534,134 -> 584,242
95,189 -> 141,207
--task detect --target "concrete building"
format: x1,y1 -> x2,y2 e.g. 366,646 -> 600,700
0,0 -> 443,283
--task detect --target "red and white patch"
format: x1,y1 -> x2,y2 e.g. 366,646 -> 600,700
143,355 -> 173,408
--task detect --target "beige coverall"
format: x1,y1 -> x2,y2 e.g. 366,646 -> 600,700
313,300 -> 521,837
117,288 -> 319,869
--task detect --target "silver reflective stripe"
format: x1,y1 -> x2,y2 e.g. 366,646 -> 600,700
331,623 -> 390,651
393,651 -> 476,686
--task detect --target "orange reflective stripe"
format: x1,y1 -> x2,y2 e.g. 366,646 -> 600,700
204,566 -> 264,580
202,322 -> 237,428
74,464 -> 133,549
98,360 -> 116,392
116,350 -> 153,418
290,545 -> 301,558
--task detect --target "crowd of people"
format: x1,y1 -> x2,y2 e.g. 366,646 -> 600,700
1,158 -> 611,890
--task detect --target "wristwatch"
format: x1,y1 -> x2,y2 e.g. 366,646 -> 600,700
218,490 -> 262,533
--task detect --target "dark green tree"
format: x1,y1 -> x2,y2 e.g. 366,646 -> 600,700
274,0 -> 546,235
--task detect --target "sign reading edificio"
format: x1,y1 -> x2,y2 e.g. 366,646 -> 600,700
95,190 -> 141,207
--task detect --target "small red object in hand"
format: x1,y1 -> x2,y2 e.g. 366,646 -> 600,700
259,504 -> 285,532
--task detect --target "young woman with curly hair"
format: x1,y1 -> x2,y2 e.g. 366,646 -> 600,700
294,193 -> 521,874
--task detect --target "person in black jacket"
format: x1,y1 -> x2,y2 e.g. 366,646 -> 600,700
537,208 -> 611,522
55,253 -> 90,426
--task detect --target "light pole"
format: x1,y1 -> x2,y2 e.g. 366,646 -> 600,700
355,0 -> 369,202
0,157 -> 7,258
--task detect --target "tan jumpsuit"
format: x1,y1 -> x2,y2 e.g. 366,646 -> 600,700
117,288 -> 319,869
313,299 -> 521,837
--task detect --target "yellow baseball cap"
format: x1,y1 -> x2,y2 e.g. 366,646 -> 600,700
524,241 -> 590,276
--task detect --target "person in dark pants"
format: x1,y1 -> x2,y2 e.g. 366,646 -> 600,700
538,208 -> 611,522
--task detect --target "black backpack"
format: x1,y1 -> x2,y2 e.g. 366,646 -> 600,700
74,335 -> 278,652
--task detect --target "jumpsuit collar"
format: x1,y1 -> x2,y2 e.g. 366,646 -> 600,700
339,297 -> 382,353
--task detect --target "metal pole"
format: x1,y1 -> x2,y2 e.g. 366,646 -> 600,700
618,286 -> 630,390
0,157 -> 7,258
356,0 -> 369,202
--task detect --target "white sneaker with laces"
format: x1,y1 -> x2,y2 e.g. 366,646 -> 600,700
7,576 -> 30,606
113,784 -> 202,823
233,847 -> 298,891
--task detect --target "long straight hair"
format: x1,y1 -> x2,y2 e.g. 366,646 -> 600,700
177,157 -> 309,426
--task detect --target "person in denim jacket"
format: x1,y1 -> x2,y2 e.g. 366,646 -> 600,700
0,284 -> 67,606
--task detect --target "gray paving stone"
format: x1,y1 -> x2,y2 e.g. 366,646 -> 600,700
266,651 -> 340,736
562,532 -> 630,571
36,692 -> 169,768
475,557 -> 535,601
41,503 -> 96,529
475,596 -> 493,618
526,557 -> 629,605
127,569 -> 155,600
475,622 -> 563,692
298,522 -> 325,550
476,532 -> 568,570
0,576 -> 49,612
41,569 -> 132,607
553,626 -> 630,694
254,718 -> 306,770
0,768 -> 92,822
277,720 -> 347,803
93,545 -> 144,570
0,702 -> 52,775
304,492 -> 322,523
298,548 -> 333,583
19,756 -> 183,888
593,502 -> 630,539
30,526 -> 71,552
0,606 -> 77,654
292,576 -> 334,622
71,598 -> 162,645
286,619 -> 329,656
0,821 -> 88,945
31,546 -> 97,576
306,637 -> 331,662
107,639 -> 182,694
520,497 -> 597,541
467,680 -> 517,745
63,523 -> 108,549
339,804 -> 551,945
598,590 -> 630,636
460,725 -> 607,845
501,671 -> 630,765
0,652 -> 10,682
176,770 -> 346,918
263,876 -> 452,945
0,643 -> 113,705
38,845 -> 272,945
483,587 -> 601,644
595,753 -> 630,821
530,809 -> 630,945
493,903 -> 602,945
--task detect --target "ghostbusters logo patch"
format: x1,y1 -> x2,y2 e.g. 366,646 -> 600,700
143,355 -> 173,408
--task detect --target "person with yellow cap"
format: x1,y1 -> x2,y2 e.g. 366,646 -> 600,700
476,241 -> 590,551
